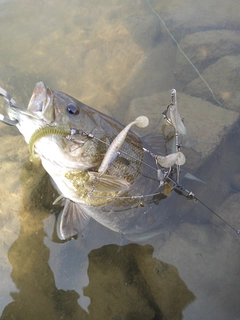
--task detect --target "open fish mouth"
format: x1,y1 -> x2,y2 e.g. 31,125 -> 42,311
27,82 -> 54,123
0,82 -> 54,127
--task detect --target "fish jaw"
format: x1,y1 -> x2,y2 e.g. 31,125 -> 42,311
27,82 -> 71,126
6,82 -> 55,144
28,82 -> 55,123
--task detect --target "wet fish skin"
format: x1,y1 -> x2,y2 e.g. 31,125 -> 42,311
7,82 -> 174,240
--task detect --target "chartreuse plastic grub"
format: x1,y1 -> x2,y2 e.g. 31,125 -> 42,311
29,126 -> 70,162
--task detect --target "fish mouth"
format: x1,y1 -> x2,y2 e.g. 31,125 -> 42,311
27,82 -> 54,123
6,82 -> 53,124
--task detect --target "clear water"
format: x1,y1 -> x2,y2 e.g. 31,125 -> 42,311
0,0 -> 240,319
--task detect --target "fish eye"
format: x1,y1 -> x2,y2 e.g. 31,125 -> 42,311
67,103 -> 79,115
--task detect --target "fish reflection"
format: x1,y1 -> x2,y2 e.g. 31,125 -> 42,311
84,243 -> 195,320
0,162 -> 195,320
0,162 -> 87,320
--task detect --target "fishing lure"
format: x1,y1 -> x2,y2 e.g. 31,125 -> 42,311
157,152 -> 186,168
98,116 -> 149,174
168,89 -> 187,137
28,126 -> 70,162
0,86 -> 239,235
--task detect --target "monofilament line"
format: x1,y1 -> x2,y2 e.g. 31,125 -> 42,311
145,0 -> 224,108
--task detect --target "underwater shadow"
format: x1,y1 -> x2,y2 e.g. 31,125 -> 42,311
0,161 -> 88,320
0,158 -> 195,320
84,243 -> 195,320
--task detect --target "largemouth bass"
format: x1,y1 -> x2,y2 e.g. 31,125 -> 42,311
5,82 -> 180,240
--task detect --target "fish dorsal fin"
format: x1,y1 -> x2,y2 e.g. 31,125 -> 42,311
57,199 -> 91,240
86,172 -> 130,193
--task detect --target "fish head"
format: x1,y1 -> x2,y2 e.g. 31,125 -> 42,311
7,82 -> 56,143
6,82 -> 112,170
7,82 -> 88,141
27,82 -> 89,127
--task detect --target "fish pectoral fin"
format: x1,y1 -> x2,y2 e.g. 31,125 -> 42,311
57,199 -> 91,240
86,172 -> 130,193
184,172 -> 207,184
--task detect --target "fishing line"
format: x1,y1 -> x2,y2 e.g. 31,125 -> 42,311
196,197 -> 240,234
2,86 -> 238,233
173,183 -> 240,234
145,0 -> 224,108
89,192 -> 162,200
70,128 -> 160,174
89,171 -> 240,235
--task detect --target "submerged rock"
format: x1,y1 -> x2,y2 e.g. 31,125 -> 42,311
185,55 -> 240,111
126,91 -> 239,169
175,30 -> 240,86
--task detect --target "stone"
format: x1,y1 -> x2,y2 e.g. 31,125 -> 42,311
126,91 -> 239,169
185,55 -> 240,112
175,30 -> 240,86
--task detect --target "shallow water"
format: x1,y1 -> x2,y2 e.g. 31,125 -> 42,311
0,0 -> 240,319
